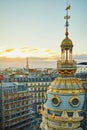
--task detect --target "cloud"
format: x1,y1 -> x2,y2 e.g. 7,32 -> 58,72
0,53 -> 87,68
5,48 -> 14,53
21,47 -> 38,53
43,49 -> 58,59
74,54 -> 87,63
0,47 -> 87,63
29,48 -> 38,52
0,57 -> 57,68
43,49 -> 52,53
0,48 -> 14,55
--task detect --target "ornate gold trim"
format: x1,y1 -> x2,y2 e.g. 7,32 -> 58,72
44,104 -> 83,112
48,89 -> 85,94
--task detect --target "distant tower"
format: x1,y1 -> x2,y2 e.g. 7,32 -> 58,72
26,57 -> 29,70
41,1 -> 85,130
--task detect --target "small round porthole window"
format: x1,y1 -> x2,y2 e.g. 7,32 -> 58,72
51,96 -> 61,107
69,96 -> 80,107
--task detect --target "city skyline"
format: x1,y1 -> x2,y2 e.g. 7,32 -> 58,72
0,0 -> 87,67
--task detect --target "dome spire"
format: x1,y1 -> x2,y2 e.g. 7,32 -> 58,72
64,0 -> 71,37
57,1 -> 77,76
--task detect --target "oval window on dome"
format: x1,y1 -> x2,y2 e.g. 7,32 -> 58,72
69,96 -> 80,107
51,96 -> 61,107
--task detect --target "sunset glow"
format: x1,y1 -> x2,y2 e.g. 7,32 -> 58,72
0,47 -> 59,59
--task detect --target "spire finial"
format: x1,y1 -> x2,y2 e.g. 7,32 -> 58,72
64,0 -> 71,37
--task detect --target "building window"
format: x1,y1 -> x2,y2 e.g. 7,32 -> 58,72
68,123 -> 72,127
67,112 -> 73,117
51,95 -> 61,107
69,96 -> 80,107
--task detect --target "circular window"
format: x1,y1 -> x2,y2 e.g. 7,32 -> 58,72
72,98 -> 79,106
69,96 -> 80,107
51,96 -> 61,106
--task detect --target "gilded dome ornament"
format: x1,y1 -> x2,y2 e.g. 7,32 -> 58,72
61,38 -> 73,50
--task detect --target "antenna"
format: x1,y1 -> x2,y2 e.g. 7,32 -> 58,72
64,0 -> 71,37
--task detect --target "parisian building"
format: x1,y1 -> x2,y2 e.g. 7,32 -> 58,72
0,70 -> 56,130
76,70 -> 87,130
4,73 -> 53,111
41,3 -> 85,130
0,81 -> 36,130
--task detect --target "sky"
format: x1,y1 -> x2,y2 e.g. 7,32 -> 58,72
0,0 -> 87,68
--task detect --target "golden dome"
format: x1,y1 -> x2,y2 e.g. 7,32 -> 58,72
48,77 -> 85,94
61,37 -> 73,49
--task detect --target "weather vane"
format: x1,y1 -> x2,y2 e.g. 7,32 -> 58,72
64,0 -> 71,37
